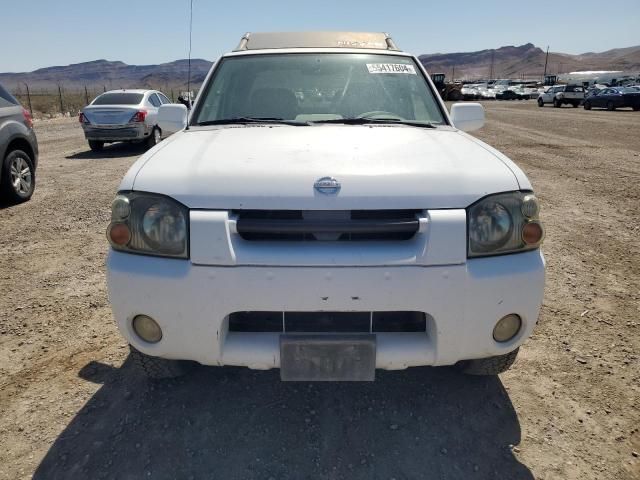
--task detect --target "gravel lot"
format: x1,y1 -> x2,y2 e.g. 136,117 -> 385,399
0,102 -> 638,480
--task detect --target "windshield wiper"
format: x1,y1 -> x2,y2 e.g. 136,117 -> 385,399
195,117 -> 309,126
311,117 -> 437,128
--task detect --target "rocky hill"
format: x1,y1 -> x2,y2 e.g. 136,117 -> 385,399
0,59 -> 213,91
2,43 -> 639,91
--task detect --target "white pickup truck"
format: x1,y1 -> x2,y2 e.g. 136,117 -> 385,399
537,84 -> 585,108
106,32 -> 545,381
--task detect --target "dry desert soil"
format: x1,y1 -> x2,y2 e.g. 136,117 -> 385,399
0,102 -> 639,480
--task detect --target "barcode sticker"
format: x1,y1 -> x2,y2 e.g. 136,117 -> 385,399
366,63 -> 417,74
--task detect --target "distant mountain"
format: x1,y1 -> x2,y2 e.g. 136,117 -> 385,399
0,59 -> 213,91
418,43 -> 640,80
2,43 -> 639,91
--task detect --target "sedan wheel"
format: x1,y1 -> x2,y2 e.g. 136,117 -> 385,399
584,101 -> 591,110
1,150 -> 35,203
538,98 -> 544,107
606,101 -> 615,111
146,127 -> 161,149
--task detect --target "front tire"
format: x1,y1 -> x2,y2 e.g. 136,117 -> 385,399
553,99 -> 561,108
146,127 -> 161,150
456,348 -> 519,375
88,140 -> 104,151
1,149 -> 35,203
606,101 -> 615,111
537,98 -> 544,107
129,345 -> 194,379
584,101 -> 592,110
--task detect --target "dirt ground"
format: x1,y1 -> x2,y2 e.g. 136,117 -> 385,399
0,102 -> 638,480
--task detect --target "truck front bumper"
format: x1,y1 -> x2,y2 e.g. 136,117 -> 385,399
107,249 -> 545,371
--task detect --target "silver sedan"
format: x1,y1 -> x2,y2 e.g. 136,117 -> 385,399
79,89 -> 172,152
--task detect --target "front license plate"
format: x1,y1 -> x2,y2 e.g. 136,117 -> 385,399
280,334 -> 376,381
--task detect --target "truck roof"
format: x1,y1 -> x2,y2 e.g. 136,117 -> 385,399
234,31 -> 400,52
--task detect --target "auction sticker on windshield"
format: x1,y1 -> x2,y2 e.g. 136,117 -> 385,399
366,63 -> 416,74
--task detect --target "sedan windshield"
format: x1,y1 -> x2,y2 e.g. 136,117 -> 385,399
193,54 -> 446,126
92,93 -> 143,105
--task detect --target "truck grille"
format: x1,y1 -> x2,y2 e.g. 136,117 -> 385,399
228,311 -> 427,333
234,210 -> 421,241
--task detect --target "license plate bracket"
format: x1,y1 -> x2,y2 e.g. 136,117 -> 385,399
280,334 -> 376,381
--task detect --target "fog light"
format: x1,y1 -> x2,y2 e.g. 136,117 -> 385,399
493,314 -> 522,342
111,195 -> 131,220
521,194 -> 540,218
132,315 -> 162,343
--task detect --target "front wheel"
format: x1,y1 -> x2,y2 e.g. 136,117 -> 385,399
607,101 -> 615,111
1,149 -> 35,203
145,127 -> 161,150
129,345 -> 195,379
537,98 -> 544,107
584,101 -> 592,110
456,348 -> 519,375
633,106 -> 640,111
88,140 -> 104,151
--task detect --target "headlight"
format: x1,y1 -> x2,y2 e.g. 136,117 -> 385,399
107,192 -> 188,258
468,191 -> 543,257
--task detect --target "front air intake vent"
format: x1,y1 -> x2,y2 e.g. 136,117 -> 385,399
234,210 -> 421,241
228,311 -> 428,333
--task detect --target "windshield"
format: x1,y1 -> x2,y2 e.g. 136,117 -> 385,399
92,93 -> 143,105
193,53 -> 446,125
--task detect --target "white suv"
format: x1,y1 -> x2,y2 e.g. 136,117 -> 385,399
106,32 -> 545,381
537,84 -> 585,108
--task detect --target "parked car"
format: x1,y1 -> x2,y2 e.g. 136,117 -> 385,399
106,31 -> 545,381
537,84 -> 585,107
479,88 -> 497,100
461,84 -> 480,100
496,89 -> 519,100
79,89 -> 172,151
583,87 -> 640,111
0,82 -> 38,203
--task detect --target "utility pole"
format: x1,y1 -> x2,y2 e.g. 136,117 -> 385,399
489,50 -> 495,79
451,65 -> 455,81
24,83 -> 33,115
543,46 -> 549,80
57,84 -> 64,114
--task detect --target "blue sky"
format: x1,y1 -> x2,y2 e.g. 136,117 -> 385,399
1,0 -> 638,72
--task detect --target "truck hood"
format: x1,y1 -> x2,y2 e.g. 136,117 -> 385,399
128,125 -> 522,209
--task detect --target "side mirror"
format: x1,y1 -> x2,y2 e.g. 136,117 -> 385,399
158,104 -> 188,135
450,103 -> 485,132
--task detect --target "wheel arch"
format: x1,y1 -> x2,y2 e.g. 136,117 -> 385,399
3,136 -> 36,170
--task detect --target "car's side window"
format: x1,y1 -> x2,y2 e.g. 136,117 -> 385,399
0,84 -> 18,108
148,94 -> 161,107
158,93 -> 171,104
